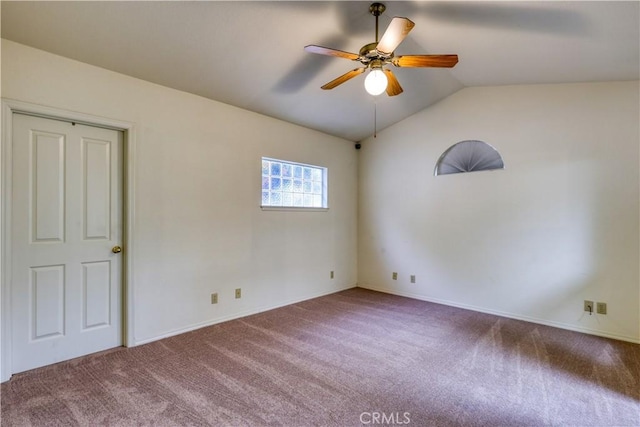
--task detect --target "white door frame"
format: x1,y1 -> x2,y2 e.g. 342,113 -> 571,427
1,99 -> 137,382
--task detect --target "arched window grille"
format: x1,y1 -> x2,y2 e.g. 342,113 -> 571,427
434,140 -> 504,176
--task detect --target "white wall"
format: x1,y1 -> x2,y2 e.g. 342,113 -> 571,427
2,39 -> 637,386
358,82 -> 640,343
1,39 -> 358,351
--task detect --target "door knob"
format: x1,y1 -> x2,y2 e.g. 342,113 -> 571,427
112,246 -> 122,254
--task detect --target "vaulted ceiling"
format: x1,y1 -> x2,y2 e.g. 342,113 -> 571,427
2,1 -> 638,141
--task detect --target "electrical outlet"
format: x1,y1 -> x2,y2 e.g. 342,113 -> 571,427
584,300 -> 594,314
392,272 -> 398,280
235,288 -> 241,299
211,293 -> 218,304
330,271 -> 334,279
410,275 -> 416,284
596,302 -> 607,315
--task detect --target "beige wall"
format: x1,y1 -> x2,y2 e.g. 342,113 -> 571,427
358,82 -> 640,342
1,39 -> 358,349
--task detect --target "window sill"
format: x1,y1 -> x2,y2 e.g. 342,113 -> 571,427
261,206 -> 329,212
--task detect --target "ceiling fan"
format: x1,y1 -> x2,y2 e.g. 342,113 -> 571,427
304,2 -> 458,96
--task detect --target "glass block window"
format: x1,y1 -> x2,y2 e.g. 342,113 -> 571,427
262,157 -> 327,208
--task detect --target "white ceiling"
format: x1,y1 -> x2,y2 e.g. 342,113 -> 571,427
2,1 -> 638,142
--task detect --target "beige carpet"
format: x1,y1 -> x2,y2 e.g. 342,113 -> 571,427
2,288 -> 639,426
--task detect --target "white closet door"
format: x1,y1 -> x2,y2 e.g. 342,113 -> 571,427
11,113 -> 123,374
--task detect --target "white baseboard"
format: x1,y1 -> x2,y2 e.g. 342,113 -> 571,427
134,284 -> 358,346
357,284 -> 640,345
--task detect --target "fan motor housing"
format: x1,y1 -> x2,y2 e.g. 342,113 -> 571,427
359,43 -> 393,65
359,42 -> 378,58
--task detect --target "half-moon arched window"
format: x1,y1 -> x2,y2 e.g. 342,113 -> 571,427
434,140 -> 504,176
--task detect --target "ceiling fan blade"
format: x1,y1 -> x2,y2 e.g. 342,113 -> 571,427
376,17 -> 415,54
304,45 -> 360,60
383,69 -> 403,96
321,68 -> 366,90
392,55 -> 459,68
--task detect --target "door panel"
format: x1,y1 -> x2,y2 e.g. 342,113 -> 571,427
82,260 -> 111,330
11,113 -> 123,374
31,130 -> 65,243
83,138 -> 111,240
30,265 -> 65,340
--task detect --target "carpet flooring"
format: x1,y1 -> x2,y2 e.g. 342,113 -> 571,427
1,288 -> 639,426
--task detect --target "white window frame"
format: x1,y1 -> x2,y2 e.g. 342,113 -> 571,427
261,157 -> 328,211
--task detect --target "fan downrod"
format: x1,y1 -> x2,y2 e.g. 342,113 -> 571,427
369,3 -> 386,44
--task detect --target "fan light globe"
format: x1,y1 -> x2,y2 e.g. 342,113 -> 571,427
364,69 -> 388,96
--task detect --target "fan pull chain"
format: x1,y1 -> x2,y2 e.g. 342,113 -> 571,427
374,101 -> 377,138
